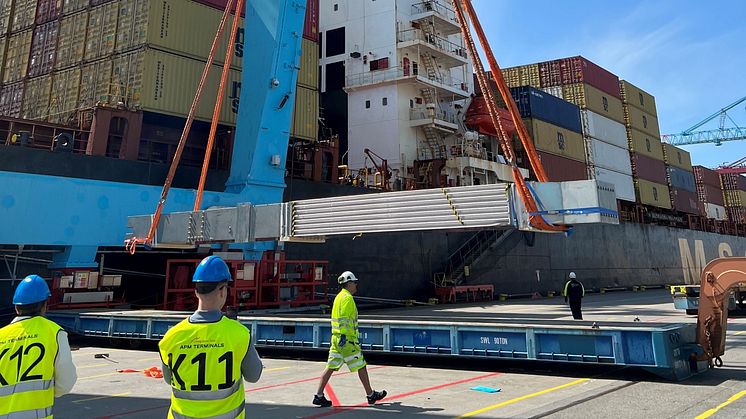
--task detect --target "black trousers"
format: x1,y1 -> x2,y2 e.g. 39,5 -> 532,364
569,300 -> 583,320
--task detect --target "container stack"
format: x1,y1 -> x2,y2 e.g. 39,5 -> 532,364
693,165 -> 726,220
501,64 -> 540,88
620,80 -> 671,210
662,143 -> 698,215
720,173 -> 746,224
508,86 -> 586,182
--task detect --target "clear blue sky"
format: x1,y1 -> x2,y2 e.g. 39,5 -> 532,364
471,0 -> 746,169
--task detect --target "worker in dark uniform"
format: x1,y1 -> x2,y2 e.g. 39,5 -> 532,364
563,272 -> 585,320
159,256 -> 262,419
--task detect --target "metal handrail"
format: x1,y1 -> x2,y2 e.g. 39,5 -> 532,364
411,1 -> 458,23
409,107 -> 457,124
345,66 -> 467,92
397,29 -> 467,59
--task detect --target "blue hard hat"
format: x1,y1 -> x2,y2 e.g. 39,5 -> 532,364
13,275 -> 51,305
193,256 -> 232,283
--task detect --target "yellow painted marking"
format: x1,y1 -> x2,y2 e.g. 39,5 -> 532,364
695,389 -> 746,419
78,372 -> 121,380
76,363 -> 109,369
73,392 -> 131,404
455,378 -> 590,418
263,367 -> 291,372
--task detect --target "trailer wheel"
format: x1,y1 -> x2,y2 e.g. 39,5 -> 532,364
685,309 -> 698,315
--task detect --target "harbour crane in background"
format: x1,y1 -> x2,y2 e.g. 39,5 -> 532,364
661,95 -> 746,146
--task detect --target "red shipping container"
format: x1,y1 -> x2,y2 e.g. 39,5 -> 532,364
28,21 -> 59,77
536,151 -> 587,182
0,82 -> 24,118
701,184 -> 725,206
560,56 -> 620,99
726,206 -> 746,224
693,165 -> 720,187
630,153 -> 667,184
303,0 -> 319,41
671,187 -> 699,215
721,173 -> 746,191
538,60 -> 561,88
36,0 -> 62,24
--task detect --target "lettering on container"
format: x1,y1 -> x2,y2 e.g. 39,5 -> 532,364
230,81 -> 241,114
234,27 -> 244,58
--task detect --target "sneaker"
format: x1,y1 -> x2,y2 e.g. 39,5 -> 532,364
313,394 -> 332,407
367,390 -> 387,405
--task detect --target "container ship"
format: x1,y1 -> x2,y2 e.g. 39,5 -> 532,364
1,0 -> 745,318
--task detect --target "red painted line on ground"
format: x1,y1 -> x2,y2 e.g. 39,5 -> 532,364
302,372 -> 502,419
247,366 -> 386,393
326,383 -> 341,407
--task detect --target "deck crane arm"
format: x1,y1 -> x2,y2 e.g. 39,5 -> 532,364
363,148 -> 391,191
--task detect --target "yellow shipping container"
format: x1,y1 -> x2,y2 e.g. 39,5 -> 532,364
561,83 -> 624,124
56,11 -> 89,70
62,0 -> 89,15
114,0 -> 244,68
0,36 -> 7,80
662,143 -> 693,171
636,179 -> 672,209
21,75 -> 52,121
50,67 -> 81,125
106,48 -> 241,124
291,86 -> 318,141
523,118 -> 586,162
79,59 -> 113,109
85,2 -> 119,61
10,0 -> 36,33
3,29 -> 32,83
619,80 -> 657,115
0,0 -> 11,36
297,38 -> 318,89
723,190 -> 746,207
627,127 -> 664,160
502,64 -> 540,88
624,104 -> 660,138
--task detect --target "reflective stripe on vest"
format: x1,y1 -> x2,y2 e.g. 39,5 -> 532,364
0,317 -> 60,419
0,405 -> 53,419
158,316 -> 250,419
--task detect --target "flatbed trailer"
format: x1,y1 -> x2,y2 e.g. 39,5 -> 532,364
48,307 -> 706,382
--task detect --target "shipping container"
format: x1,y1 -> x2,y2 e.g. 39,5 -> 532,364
523,118 -> 586,162
726,206 -> 746,224
28,21 -> 59,77
510,86 -> 582,133
662,143 -> 693,171
297,38 -> 319,89
79,59 -> 113,110
49,67 -> 81,124
36,0 -> 63,24
587,138 -> 632,175
593,167 -> 635,202
304,0 -> 319,41
540,86 -> 563,99
636,179 -> 672,209
113,0 -> 245,69
724,189 -> 746,207
536,151 -> 587,182
62,0 -> 88,15
630,152 -> 668,184
0,82 -> 23,118
502,64 -> 539,88
85,2 -> 119,61
619,80 -> 657,115
21,75 -> 52,120
627,127 -> 664,160
0,0 -> 11,36
0,36 -> 7,80
704,203 -> 727,221
667,165 -> 695,192
670,187 -> 700,215
191,0 -> 246,17
290,85 -> 318,141
3,29 -> 32,83
561,83 -> 624,124
539,56 -> 621,99
624,104 -> 660,138
10,0 -> 36,32
55,11 -> 88,70
721,173 -> 746,192
698,183 -> 725,207
693,165 -> 721,187
581,110 -> 627,148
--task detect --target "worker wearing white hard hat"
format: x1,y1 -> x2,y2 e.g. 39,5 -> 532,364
563,272 -> 585,319
313,271 -> 386,407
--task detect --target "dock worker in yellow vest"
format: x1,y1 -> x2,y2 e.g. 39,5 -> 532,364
159,256 -> 263,419
313,271 -> 386,407
0,275 -> 77,418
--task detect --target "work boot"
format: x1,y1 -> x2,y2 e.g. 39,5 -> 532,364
313,394 -> 332,407
367,390 -> 387,405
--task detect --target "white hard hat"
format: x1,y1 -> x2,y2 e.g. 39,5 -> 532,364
569,272 -> 576,279
338,271 -> 359,284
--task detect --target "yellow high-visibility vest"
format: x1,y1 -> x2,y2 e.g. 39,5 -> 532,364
159,316 -> 250,419
0,316 -> 61,419
331,289 -> 358,339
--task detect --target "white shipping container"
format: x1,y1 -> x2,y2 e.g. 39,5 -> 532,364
541,86 -> 563,99
581,110 -> 628,148
705,203 -> 727,221
588,138 -> 632,175
593,167 -> 635,202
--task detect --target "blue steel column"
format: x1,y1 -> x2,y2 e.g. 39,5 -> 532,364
225,0 -> 307,204
49,246 -> 98,269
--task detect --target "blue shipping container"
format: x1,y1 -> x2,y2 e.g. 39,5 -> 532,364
510,86 -> 582,134
668,166 -> 696,192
